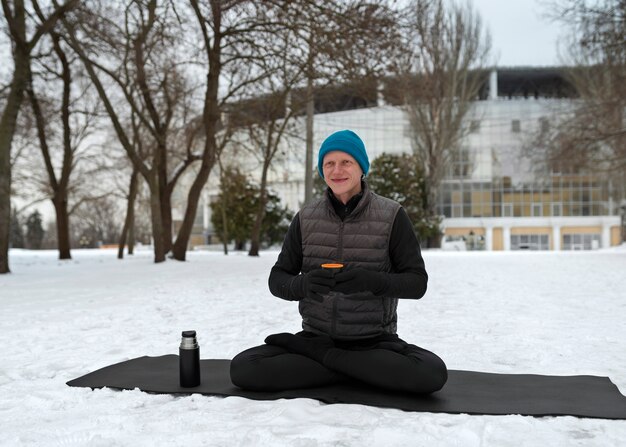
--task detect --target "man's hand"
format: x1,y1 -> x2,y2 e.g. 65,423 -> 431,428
300,268 -> 336,302
334,268 -> 389,296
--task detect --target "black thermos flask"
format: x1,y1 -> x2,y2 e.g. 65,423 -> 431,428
179,330 -> 201,387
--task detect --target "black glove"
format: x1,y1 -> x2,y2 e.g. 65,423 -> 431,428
298,268 -> 336,302
334,268 -> 389,296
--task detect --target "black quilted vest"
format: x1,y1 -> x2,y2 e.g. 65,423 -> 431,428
298,184 -> 401,340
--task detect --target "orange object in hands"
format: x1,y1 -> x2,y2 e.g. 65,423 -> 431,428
321,263 -> 344,269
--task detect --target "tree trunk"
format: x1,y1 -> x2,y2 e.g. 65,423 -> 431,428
0,127 -> 13,273
174,0 -> 223,261
220,204 -> 229,255
304,76 -> 314,205
53,29 -> 73,261
53,194 -> 72,259
249,217 -> 262,257
117,232 -> 126,259
219,168 -> 229,255
248,164 -> 269,257
0,8 -> 30,273
118,168 -> 138,259
426,182 -> 442,248
247,206 -> 266,257
160,179 -> 172,254
157,137 -> 175,255
148,177 -> 166,262
170,63 -> 220,261
128,214 -> 135,255
171,160 -> 212,261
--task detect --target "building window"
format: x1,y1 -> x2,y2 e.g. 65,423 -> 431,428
502,203 -> 513,217
511,234 -> 550,250
552,203 -> 562,216
563,233 -> 601,250
511,120 -> 521,133
451,148 -> 472,178
532,204 -> 542,217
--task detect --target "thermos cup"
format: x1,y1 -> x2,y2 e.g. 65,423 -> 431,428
321,262 -> 343,273
321,263 -> 344,273
179,330 -> 201,387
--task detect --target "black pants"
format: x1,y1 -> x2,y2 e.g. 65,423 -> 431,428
230,332 -> 447,394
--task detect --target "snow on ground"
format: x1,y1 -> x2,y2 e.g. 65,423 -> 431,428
1,247 -> 625,446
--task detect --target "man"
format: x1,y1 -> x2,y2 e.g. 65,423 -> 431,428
230,129 -> 447,394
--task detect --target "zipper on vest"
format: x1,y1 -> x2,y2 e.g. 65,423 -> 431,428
337,222 -> 344,261
331,295 -> 338,336
331,221 -> 345,337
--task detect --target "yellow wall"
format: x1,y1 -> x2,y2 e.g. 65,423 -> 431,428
611,226 -> 622,246
443,224 -> 620,250
560,226 -> 602,235
510,227 -> 551,235
492,227 -> 503,251
190,235 -> 205,247
471,191 -> 493,217
444,227 -> 486,236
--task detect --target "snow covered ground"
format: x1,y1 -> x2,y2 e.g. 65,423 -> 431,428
1,247 -> 625,446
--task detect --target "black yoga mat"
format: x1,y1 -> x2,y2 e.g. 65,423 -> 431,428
67,355 -> 626,419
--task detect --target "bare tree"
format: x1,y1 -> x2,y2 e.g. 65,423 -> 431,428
58,0 -> 203,262
223,21 -> 305,257
239,97 -> 301,256
25,2 -> 99,260
208,1 -> 401,256
201,1 -> 399,255
291,0 -> 401,204
399,0 -> 490,247
71,194 -> 122,246
0,0 -> 78,273
540,1 -> 625,201
57,0 -> 295,263
172,0 -> 289,261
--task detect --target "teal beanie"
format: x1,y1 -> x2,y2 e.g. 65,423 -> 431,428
317,130 -> 369,178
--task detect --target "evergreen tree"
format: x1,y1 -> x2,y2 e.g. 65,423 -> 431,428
260,192 -> 293,247
211,168 -> 253,250
211,167 -> 291,250
312,170 -> 328,199
25,211 -> 45,250
9,208 -> 24,249
368,153 -> 441,245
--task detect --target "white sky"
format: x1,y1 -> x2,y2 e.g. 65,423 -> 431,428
471,0 -> 566,67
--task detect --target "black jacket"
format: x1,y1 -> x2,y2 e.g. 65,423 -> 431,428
269,186 -> 428,302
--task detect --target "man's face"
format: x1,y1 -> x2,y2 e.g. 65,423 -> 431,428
322,151 -> 363,203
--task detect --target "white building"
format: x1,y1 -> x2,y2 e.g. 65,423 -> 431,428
176,68 -> 624,250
